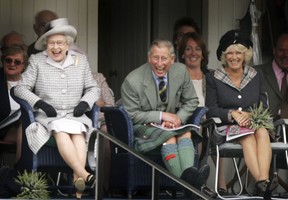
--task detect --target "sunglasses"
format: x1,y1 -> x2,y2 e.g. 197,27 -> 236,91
3,58 -> 24,66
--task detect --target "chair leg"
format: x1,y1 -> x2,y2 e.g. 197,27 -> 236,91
215,147 -> 244,199
231,158 -> 243,196
214,146 -> 220,197
226,159 -> 246,192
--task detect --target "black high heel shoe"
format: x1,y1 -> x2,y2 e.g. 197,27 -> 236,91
253,180 -> 271,200
86,174 -> 96,188
74,177 -> 86,199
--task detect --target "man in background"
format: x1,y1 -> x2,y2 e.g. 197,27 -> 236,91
1,31 -> 27,54
172,17 -> 200,62
254,32 -> 288,120
27,9 -> 58,56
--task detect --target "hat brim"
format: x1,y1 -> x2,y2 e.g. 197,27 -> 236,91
34,25 -> 77,50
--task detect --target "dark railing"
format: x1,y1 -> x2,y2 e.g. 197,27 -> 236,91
94,130 -> 212,200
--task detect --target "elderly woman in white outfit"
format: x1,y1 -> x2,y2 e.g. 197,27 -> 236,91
14,18 -> 99,199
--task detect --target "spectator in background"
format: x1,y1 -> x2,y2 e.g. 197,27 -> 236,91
0,45 -> 28,162
254,32 -> 288,120
92,72 -> 115,193
28,9 -> 58,56
28,9 -> 85,56
173,16 -> 200,62
178,32 -> 209,108
178,32 -> 217,198
0,31 -> 27,54
178,32 -> 209,159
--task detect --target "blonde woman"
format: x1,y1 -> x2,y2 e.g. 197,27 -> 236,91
206,30 -> 277,199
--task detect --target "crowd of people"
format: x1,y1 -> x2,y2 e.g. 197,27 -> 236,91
0,11 -> 287,200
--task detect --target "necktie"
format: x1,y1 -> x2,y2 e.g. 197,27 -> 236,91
280,70 -> 288,118
158,78 -> 167,102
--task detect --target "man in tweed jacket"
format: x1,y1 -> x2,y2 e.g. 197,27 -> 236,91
121,39 -> 210,196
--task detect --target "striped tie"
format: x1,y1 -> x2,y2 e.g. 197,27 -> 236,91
158,77 -> 167,102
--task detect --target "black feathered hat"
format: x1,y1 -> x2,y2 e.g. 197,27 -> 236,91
216,29 -> 253,60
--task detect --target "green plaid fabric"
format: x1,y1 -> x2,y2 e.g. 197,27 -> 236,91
133,124 -> 198,153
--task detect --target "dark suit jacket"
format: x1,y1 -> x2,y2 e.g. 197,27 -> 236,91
254,62 -> 283,119
206,68 -> 267,124
0,68 -> 11,122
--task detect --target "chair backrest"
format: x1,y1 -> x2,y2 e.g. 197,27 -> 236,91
101,106 -> 134,154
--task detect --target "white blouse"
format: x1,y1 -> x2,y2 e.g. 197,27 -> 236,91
192,79 -> 205,107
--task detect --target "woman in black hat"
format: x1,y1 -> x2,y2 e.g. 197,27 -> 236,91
205,30 -> 277,199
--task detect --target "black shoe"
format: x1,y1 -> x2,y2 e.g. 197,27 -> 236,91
86,174 -> 96,188
253,180 -> 271,200
201,185 -> 217,199
197,164 -> 210,187
180,167 -> 198,186
180,167 -> 199,198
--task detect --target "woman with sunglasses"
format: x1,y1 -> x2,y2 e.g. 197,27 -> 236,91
0,44 -> 28,162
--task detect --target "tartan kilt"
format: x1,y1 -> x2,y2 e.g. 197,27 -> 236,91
133,124 -> 199,153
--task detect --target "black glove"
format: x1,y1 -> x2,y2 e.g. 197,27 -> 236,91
73,101 -> 89,117
35,100 -> 57,117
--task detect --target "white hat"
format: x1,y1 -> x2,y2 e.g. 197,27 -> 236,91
34,18 -> 77,50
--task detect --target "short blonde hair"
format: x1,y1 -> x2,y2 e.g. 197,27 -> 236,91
220,43 -> 253,66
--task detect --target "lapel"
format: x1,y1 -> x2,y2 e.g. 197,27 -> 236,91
262,63 -> 282,99
166,65 -> 179,111
143,65 -> 158,110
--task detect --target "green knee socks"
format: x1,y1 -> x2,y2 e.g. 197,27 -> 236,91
178,138 -> 195,172
161,143 -> 182,177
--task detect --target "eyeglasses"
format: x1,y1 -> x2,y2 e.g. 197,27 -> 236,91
3,58 -> 24,66
47,40 -> 66,47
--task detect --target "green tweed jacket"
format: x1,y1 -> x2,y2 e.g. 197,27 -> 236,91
121,62 -> 199,152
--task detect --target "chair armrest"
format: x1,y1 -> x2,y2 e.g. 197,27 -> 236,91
274,118 -> 288,143
10,87 -> 35,123
274,118 -> 288,126
86,104 -> 99,128
87,130 -> 98,171
187,107 -> 209,126
201,117 -> 223,146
